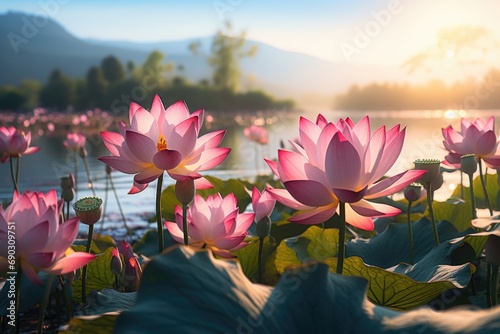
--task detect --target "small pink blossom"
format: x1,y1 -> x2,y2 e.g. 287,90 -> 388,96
0,190 -> 95,284
244,125 -> 269,145
63,133 -> 86,151
442,116 -> 500,168
165,193 -> 254,257
0,126 -> 40,163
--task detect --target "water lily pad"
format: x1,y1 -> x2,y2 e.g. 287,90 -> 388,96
346,219 -> 470,268
326,256 -> 472,310
275,226 -> 338,274
86,289 -> 137,315
59,312 -> 119,334
73,247 -> 118,303
113,246 -> 500,333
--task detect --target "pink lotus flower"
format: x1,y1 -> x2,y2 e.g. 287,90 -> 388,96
251,187 -> 276,222
0,126 -> 40,163
244,125 -> 269,145
0,190 -> 95,284
99,95 -> 231,194
63,133 -> 86,151
442,116 -> 500,168
165,193 -> 254,257
266,115 -> 426,231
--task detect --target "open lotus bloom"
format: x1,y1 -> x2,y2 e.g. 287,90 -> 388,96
442,116 -> 500,168
99,95 -> 231,194
63,132 -> 86,151
0,190 -> 95,284
266,115 -> 425,231
0,126 -> 40,163
243,125 -> 269,145
165,193 -> 254,257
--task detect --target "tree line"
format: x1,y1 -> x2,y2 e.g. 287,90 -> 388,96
0,22 -> 294,113
335,68 -> 500,111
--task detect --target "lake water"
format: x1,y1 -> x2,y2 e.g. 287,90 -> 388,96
1,109 -> 498,237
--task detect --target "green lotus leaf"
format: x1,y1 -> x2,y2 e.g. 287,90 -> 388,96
113,246 -> 500,333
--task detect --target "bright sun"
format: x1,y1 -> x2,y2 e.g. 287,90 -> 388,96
446,49 -> 455,58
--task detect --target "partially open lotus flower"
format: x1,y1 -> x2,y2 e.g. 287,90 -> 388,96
244,125 -> 269,145
99,95 -> 231,194
266,115 -> 426,231
63,133 -> 86,151
442,116 -> 500,168
0,126 -> 40,163
165,193 -> 254,257
0,190 -> 95,284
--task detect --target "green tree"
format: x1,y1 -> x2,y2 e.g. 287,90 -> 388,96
208,21 -> 257,92
85,66 -> 107,108
19,79 -> 41,107
39,69 -> 75,110
0,86 -> 27,111
140,50 -> 174,88
101,55 -> 125,85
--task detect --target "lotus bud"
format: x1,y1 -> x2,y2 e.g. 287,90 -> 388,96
73,196 -> 103,225
110,247 -> 123,276
61,188 -> 75,203
414,159 -> 441,184
404,183 -> 422,203
60,175 -> 74,189
123,258 -> 142,290
117,240 -> 135,262
175,179 -> 195,205
485,234 -> 500,267
460,154 -> 477,176
256,216 -> 271,238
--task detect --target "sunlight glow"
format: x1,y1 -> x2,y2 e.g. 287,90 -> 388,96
446,49 -> 455,58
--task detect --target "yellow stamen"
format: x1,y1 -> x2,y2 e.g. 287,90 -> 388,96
157,135 -> 167,151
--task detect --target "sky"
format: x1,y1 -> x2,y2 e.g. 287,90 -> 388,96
1,0 -> 499,70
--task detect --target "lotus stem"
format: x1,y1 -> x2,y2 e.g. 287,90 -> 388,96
407,201 -> 414,264
73,152 -> 78,195
337,201 -> 346,275
156,173 -> 164,253
109,171 -> 131,235
491,264 -> 499,306
479,159 -> 494,216
38,275 -> 55,334
460,170 -> 464,199
82,224 -> 94,306
487,263 -> 492,308
81,155 -> 96,196
100,172 -> 109,233
59,275 -> 72,321
467,173 -> 477,219
14,264 -> 23,334
9,157 -> 19,193
425,182 -> 439,246
258,237 -> 264,283
182,203 -> 189,246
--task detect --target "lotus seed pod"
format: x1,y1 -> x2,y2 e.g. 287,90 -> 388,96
414,159 -> 441,183
73,196 -> 103,225
460,154 -> 478,176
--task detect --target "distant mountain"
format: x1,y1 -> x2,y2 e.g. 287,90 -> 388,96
0,11 -> 404,107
